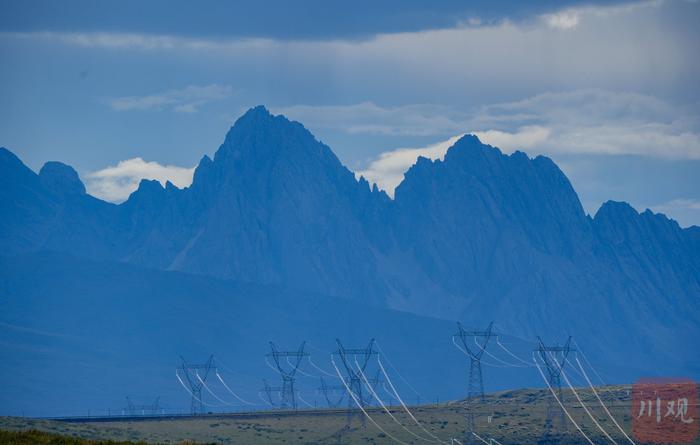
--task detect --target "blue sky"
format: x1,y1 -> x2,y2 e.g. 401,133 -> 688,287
1,0 -> 699,226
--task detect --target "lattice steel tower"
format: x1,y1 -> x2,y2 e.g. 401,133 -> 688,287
267,341 -> 308,410
454,321 -> 494,442
535,336 -> 574,444
261,378 -> 283,409
178,355 -> 215,415
333,338 -> 377,428
318,376 -> 347,408
124,396 -> 161,416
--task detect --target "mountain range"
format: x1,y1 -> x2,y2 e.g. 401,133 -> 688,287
1,106 -> 698,416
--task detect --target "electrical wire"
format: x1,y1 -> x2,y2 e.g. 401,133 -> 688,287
286,356 -> 315,378
471,431 -> 491,445
265,356 -> 281,374
375,341 -> 423,398
378,357 -> 445,442
215,372 -> 255,405
496,337 -> 534,367
575,356 -> 636,445
532,353 -> 596,445
573,339 -> 609,386
492,323 -> 538,344
214,357 -> 260,380
307,356 -> 337,378
175,370 -> 223,408
452,336 -> 509,368
547,352 -> 618,445
382,382 -> 398,405
355,358 -> 442,443
474,337 -> 529,368
297,393 -> 314,409
331,356 -> 410,445
196,371 -> 238,407
258,392 -> 274,407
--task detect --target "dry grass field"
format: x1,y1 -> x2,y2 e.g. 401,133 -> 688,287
4,385 -> 687,445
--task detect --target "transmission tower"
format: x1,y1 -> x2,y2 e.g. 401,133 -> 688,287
318,376 -> 347,408
179,355 -> 215,415
333,338 -> 377,428
267,341 -> 308,410
535,336 -> 574,444
124,396 -> 161,416
261,378 -> 283,408
453,321 -> 493,442
364,368 -> 384,408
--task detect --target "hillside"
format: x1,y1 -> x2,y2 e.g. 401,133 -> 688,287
0,106 -> 698,416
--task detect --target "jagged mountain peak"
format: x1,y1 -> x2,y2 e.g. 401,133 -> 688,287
0,146 -> 31,174
0,146 -> 20,163
0,147 -> 48,193
1,111 -> 698,409
214,105 -> 323,164
594,199 -> 638,219
593,199 -> 685,241
39,161 -> 86,195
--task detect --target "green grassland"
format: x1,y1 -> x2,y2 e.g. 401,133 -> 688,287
1,386 -> 696,444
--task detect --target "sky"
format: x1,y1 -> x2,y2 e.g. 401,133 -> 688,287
1,0 -> 699,226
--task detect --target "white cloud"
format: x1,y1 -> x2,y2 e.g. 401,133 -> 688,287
274,102 -> 469,136
301,88 -> 699,158
651,198 -> 700,227
653,198 -> 700,212
357,127 -> 550,196
473,89 -> 700,159
357,134 -> 465,196
351,88 -> 700,196
86,158 -> 195,202
543,11 -> 580,29
5,0 -> 690,102
472,126 -> 551,152
541,1 -> 664,30
9,31 -> 274,51
109,84 -> 232,113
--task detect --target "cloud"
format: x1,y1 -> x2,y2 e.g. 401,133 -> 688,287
296,88 -> 699,159
109,84 -> 233,112
351,88 -> 700,196
541,1 -> 664,30
274,102 -> 470,136
5,0 -> 692,102
86,158 -> 195,202
8,31 -> 276,51
651,198 -> 700,227
653,198 -> 700,212
543,11 -> 580,29
473,89 -> 700,159
0,1 -> 641,41
357,134 -> 465,196
356,127 -> 549,196
472,126 -> 551,151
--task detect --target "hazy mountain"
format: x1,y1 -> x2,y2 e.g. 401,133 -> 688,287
0,252 -> 474,417
1,106 -> 698,415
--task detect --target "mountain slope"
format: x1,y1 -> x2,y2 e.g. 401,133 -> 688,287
1,107 -> 698,399
0,252 -> 470,416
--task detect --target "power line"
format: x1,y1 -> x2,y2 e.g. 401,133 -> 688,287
267,341 -> 308,410
333,338 -> 377,428
533,337 -> 576,443
331,355 -> 409,445
356,357 -> 441,444
178,355 -> 215,415
533,352 -> 595,445
453,321 -> 493,443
